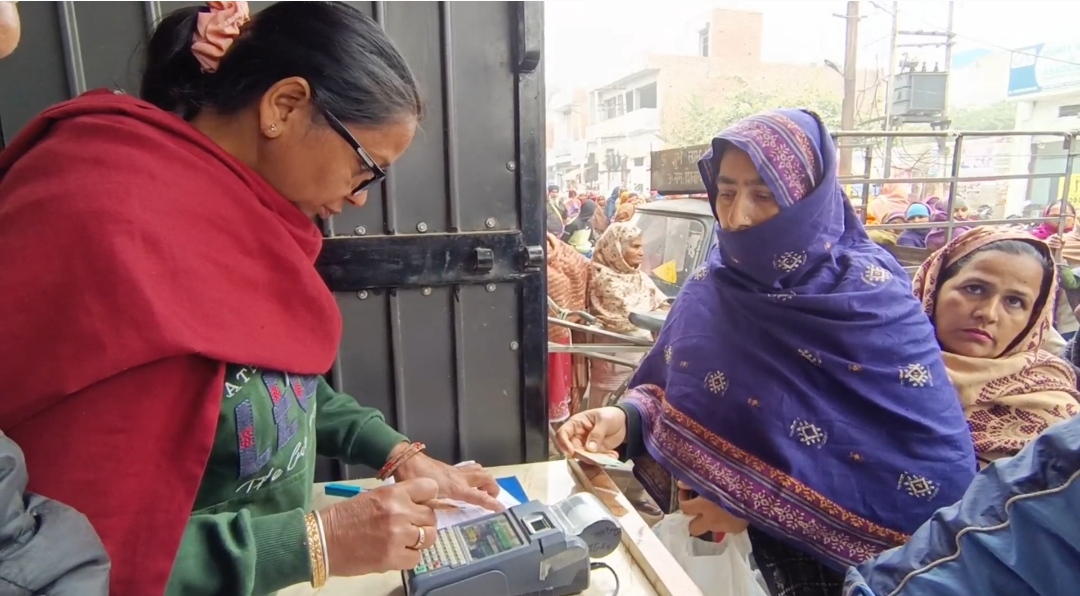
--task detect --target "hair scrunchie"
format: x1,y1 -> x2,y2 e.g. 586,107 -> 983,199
191,1 -> 250,73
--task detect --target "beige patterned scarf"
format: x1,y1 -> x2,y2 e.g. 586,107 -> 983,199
912,227 -> 1080,466
587,223 -> 668,334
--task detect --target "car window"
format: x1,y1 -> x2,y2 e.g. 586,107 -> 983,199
633,211 -> 708,297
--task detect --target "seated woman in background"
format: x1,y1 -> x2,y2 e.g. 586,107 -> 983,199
585,222 -> 669,409
866,211 -> 905,248
896,203 -> 932,248
867,182 -> 911,222
912,228 -> 1080,467
559,109 -> 977,596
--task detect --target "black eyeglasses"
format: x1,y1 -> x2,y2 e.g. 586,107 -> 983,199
322,108 -> 387,195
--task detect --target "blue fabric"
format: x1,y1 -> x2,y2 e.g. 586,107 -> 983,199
896,229 -> 928,248
905,203 -> 931,219
623,109 -> 976,571
605,186 -> 620,221
845,415 -> 1080,596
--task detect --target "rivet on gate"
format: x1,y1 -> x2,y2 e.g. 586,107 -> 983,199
354,225 -> 366,236
422,287 -> 432,296
416,222 -> 428,233
485,217 -> 496,228
357,290 -> 369,300
506,161 -> 516,171
486,283 -> 496,292
509,341 -> 520,351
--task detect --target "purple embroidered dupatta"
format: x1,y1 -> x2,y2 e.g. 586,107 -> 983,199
622,109 -> 976,570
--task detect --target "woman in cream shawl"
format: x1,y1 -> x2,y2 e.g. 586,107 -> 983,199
913,227 -> 1080,466
586,222 -> 668,408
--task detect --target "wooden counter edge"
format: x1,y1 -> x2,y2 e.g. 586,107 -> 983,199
567,459 -> 704,596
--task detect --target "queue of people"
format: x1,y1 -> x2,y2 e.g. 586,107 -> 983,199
556,108 -> 1080,596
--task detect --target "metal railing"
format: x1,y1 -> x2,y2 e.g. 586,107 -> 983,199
832,129 -> 1080,244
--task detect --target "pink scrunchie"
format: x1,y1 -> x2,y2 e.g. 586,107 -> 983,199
191,1 -> 250,73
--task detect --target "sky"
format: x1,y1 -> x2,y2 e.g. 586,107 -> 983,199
544,0 -> 1080,92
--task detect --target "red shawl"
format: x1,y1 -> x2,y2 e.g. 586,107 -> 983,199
0,91 -> 342,595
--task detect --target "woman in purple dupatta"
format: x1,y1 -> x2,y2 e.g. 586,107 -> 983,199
557,110 -> 976,596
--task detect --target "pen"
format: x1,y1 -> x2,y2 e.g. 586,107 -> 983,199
324,483 -> 363,498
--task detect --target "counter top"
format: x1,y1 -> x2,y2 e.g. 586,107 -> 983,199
278,460 -> 696,596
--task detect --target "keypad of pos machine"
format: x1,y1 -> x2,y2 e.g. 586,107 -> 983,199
414,528 -> 467,575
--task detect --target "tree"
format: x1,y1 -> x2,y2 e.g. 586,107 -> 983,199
665,78 -> 843,147
948,101 -> 1016,131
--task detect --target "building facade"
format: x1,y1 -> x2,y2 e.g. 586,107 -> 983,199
547,8 -> 853,194
1005,41 -> 1080,213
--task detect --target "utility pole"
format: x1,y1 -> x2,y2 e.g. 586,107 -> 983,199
838,1 -> 860,179
882,0 -> 899,177
938,1 -> 956,179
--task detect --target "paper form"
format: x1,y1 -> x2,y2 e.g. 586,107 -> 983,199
384,460 -> 524,529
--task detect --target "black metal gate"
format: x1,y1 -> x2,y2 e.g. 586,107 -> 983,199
0,1 -> 548,478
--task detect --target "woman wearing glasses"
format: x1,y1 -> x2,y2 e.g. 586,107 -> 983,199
0,2 -> 502,595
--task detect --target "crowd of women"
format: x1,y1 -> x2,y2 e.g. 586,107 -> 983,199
556,107 -> 1080,595
546,186 -> 670,421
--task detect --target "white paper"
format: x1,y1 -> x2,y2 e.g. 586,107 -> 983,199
384,460 -> 523,528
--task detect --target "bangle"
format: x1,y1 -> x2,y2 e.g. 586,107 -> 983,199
377,441 -> 426,480
313,510 -> 331,581
304,512 -> 328,588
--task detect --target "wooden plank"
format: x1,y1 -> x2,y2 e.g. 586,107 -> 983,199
567,459 -> 705,596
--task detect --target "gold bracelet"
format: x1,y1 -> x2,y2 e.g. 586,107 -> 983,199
304,512 -> 328,588
313,510 -> 331,582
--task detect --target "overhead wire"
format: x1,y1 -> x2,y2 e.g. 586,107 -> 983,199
869,0 -> 1080,68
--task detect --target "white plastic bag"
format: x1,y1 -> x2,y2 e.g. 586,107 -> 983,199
652,513 -> 770,596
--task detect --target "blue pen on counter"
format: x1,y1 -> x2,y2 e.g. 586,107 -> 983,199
324,483 -> 363,498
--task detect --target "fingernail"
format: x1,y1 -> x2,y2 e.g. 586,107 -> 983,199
587,441 -> 597,450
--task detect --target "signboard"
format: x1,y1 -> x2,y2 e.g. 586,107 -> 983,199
1058,174 -> 1080,207
650,144 -> 709,193
1008,42 -> 1080,98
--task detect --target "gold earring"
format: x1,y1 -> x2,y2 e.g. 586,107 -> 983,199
268,124 -> 278,133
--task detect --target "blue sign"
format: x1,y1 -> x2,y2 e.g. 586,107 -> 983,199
1008,42 -> 1080,98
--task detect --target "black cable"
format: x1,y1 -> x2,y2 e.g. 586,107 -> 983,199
590,561 -> 620,596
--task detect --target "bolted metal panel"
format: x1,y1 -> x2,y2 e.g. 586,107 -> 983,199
0,1 -> 547,479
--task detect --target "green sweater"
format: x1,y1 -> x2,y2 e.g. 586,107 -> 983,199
165,364 -> 408,595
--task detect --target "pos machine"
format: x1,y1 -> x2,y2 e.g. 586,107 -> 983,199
403,492 -> 621,596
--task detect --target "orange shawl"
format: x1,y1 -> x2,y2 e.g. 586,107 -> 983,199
912,227 -> 1080,466
546,233 -> 589,342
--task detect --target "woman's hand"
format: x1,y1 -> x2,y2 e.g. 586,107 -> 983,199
554,406 -> 628,456
393,452 -> 505,512
0,2 -> 21,60
320,478 -> 439,577
677,481 -> 749,536
1048,234 -> 1064,253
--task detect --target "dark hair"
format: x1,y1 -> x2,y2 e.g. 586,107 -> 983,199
938,239 -> 1053,349
140,2 -> 421,126
939,239 -> 1051,286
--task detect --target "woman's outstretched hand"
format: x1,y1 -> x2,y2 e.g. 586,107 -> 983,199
555,406 -> 628,456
